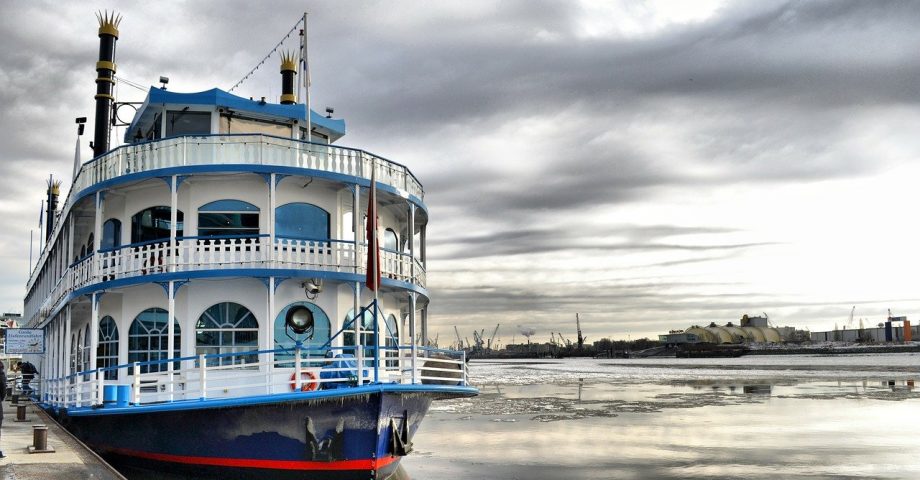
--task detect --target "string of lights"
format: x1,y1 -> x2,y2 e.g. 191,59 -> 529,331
228,17 -> 304,93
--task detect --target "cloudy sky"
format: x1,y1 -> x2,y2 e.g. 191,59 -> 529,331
2,1 -> 920,344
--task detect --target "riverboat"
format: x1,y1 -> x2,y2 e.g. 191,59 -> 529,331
21,12 -> 476,479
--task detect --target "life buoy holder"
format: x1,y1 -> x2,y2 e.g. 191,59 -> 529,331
290,371 -> 318,392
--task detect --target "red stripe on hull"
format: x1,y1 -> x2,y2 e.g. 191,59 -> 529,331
109,447 -> 399,471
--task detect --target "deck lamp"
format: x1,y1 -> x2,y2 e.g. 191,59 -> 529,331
286,305 -> 315,336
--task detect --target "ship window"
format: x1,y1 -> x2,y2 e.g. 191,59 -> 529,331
98,316 -> 119,380
197,200 -> 260,237
195,302 -> 259,367
128,308 -> 181,374
385,313 -> 399,368
343,308 -> 376,350
274,302 -> 331,366
275,203 -> 329,240
86,233 -> 94,255
101,219 -> 121,251
220,114 -> 291,137
384,228 -> 398,252
166,110 -> 211,137
131,206 -> 184,243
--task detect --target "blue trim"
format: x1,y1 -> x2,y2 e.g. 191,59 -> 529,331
62,383 -> 478,417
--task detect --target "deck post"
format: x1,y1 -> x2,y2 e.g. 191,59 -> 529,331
409,292 -> 417,384
132,362 -> 140,405
373,300 -> 379,383
199,354 -> 207,400
167,280 -> 175,402
89,292 -> 98,373
294,345 -> 302,391
96,369 -> 104,406
169,175 -> 178,272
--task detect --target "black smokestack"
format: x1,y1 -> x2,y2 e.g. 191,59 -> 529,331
93,11 -> 121,158
279,52 -> 297,105
45,177 -> 60,242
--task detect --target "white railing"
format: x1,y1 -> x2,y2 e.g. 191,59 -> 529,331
28,236 -> 423,323
35,345 -> 468,410
27,134 -> 425,296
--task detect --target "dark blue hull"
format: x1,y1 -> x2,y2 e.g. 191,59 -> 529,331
50,385 -> 474,479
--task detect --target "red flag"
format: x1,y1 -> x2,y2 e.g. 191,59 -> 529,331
365,162 -> 380,291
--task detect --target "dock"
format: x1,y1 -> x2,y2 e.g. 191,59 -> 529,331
0,399 -> 125,480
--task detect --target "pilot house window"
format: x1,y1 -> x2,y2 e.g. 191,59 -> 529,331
166,111 -> 211,137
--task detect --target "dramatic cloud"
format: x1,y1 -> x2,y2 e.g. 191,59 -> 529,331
2,1 -> 920,339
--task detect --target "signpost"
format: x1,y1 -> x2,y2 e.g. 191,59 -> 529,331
4,329 -> 44,354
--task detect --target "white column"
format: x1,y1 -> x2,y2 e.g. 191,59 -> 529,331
408,204 -> 415,281
169,176 -> 178,272
409,292 -> 417,383
64,306 -> 72,377
167,280 -> 175,400
89,293 -> 99,372
353,184 -> 360,273
266,276 -> 275,393
420,225 -> 427,269
269,174 -> 276,266
94,192 -> 103,279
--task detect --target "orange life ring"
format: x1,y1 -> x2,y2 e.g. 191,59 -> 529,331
289,371 -> 318,391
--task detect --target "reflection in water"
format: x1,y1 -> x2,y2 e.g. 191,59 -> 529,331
406,356 -> 920,480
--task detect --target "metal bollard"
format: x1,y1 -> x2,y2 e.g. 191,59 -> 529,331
11,393 -> 19,404
33,425 -> 48,450
28,425 -> 54,454
16,404 -> 27,422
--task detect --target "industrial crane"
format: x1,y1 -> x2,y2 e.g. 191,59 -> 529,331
576,313 -> 586,350
454,326 -> 463,349
488,324 -> 500,351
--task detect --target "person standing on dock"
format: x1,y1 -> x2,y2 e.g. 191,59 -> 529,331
17,361 -> 37,395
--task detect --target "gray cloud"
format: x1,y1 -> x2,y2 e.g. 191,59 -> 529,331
3,1 -> 920,339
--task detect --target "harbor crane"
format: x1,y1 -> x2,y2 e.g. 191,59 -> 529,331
488,324 -> 500,351
454,326 -> 463,349
576,313 -> 586,350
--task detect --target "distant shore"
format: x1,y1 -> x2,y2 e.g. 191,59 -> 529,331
747,343 -> 920,355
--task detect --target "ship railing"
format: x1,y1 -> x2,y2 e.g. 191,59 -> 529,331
27,133 -> 425,294
36,345 -> 467,410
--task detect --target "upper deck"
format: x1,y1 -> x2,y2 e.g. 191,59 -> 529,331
25,88 -> 427,325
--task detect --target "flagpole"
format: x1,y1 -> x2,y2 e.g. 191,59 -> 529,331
372,158 -> 380,383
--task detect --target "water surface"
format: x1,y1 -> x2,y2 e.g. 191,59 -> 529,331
403,354 -> 920,479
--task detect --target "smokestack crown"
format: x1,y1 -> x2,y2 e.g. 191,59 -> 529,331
280,51 -> 298,73
97,10 -> 121,38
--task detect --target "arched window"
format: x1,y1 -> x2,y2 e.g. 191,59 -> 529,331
274,302 -> 331,365
131,206 -> 184,243
128,308 -> 181,374
101,219 -> 122,251
343,308 -> 376,351
196,302 -> 259,366
384,313 -> 399,368
275,203 -> 330,240
86,233 -> 94,255
97,316 -> 119,380
197,200 -> 260,237
384,228 -> 399,252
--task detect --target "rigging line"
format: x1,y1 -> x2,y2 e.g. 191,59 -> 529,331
114,75 -> 149,93
228,17 -> 304,93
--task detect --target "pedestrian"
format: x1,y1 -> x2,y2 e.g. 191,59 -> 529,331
17,361 -> 38,395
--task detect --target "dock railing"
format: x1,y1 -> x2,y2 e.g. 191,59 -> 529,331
35,344 -> 468,410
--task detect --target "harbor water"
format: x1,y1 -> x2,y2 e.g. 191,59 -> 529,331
401,354 -> 920,479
